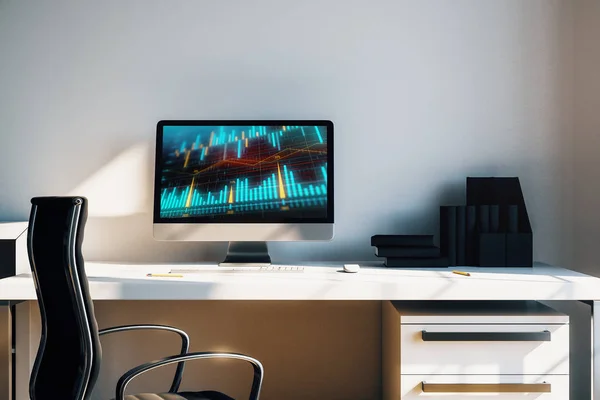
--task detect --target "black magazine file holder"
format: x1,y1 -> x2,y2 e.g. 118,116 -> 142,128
466,177 -> 533,267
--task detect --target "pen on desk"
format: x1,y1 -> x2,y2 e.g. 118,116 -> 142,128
452,270 -> 470,277
146,273 -> 183,278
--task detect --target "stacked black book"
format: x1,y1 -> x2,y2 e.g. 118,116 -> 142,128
371,235 -> 448,267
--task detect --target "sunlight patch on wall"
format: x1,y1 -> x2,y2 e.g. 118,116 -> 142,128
68,142 -> 152,217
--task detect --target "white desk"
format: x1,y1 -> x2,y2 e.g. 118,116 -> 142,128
2,261 -> 600,301
2,262 -> 600,399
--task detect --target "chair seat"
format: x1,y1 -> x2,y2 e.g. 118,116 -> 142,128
122,391 -> 234,400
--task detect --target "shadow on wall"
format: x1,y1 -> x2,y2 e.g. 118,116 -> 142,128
62,140 -> 555,264
69,140 -> 467,263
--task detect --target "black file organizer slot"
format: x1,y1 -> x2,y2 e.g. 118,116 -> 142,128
440,177 -> 533,267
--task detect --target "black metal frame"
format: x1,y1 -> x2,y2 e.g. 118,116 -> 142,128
98,324 -> 190,393
116,351 -> 264,400
153,119 -> 335,225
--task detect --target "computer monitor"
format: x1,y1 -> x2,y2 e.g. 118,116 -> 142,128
153,120 -> 334,265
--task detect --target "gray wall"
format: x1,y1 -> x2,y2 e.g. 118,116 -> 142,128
574,0 -> 600,275
1,1 -> 589,399
0,0 -> 574,265
565,4 -> 600,398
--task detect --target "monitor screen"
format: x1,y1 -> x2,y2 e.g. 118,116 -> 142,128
154,120 -> 333,224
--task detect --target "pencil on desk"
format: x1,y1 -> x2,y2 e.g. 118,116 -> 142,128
146,273 -> 183,278
452,270 -> 470,277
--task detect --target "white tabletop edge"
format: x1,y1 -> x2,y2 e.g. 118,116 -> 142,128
2,261 -> 600,301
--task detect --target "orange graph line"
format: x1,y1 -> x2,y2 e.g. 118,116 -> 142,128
228,185 -> 234,203
223,147 -> 326,168
184,150 -> 191,168
181,145 -> 326,178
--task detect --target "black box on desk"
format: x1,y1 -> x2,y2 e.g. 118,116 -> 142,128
466,177 -> 533,268
506,233 -> 533,267
478,233 -> 506,267
0,222 -> 29,279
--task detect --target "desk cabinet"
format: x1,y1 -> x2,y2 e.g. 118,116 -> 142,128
382,301 -> 569,400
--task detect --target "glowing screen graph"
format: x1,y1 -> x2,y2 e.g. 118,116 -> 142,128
158,124 -> 329,221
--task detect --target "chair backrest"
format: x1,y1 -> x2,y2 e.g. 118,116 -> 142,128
27,196 -> 101,400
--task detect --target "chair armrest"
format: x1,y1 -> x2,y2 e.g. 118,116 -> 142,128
99,324 -> 190,393
115,352 -> 264,400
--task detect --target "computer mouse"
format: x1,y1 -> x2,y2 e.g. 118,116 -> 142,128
343,264 -> 360,273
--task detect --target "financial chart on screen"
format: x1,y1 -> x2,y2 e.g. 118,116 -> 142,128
158,124 -> 329,222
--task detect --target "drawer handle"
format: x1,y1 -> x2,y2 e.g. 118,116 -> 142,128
422,382 -> 551,393
421,330 -> 551,341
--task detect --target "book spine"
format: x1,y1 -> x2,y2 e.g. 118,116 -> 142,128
440,206 -> 457,266
465,205 -> 477,266
375,247 -> 441,258
508,205 -> 519,233
490,205 -> 500,233
384,257 -> 449,268
456,206 -> 466,266
479,205 -> 490,233
371,235 -> 435,247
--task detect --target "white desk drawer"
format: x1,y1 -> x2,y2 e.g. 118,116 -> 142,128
399,374 -> 569,400
400,324 -> 569,375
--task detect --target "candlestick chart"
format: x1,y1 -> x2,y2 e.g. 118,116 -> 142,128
159,125 -> 329,220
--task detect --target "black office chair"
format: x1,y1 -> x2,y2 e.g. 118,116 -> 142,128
27,196 -> 263,400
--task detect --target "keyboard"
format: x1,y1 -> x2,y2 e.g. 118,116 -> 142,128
170,266 -> 305,274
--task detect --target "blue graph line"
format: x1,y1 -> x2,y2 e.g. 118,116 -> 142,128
290,171 -> 298,197
314,126 -> 324,144
271,173 -> 277,198
283,165 -> 292,198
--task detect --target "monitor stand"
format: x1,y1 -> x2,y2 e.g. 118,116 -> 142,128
219,241 -> 272,267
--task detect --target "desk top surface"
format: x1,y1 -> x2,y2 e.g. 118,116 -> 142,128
1,261 -> 600,301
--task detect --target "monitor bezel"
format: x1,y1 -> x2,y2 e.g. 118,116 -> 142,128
153,119 -> 334,225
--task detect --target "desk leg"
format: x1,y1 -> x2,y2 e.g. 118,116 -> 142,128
593,301 -> 600,400
0,305 -> 11,400
14,302 -> 35,400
